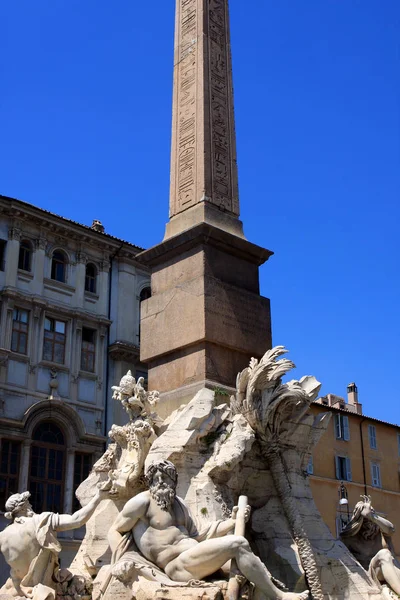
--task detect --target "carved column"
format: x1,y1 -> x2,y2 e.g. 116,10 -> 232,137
72,319 -> 83,393
19,440 -> 32,491
0,301 -> 9,348
5,227 -> 21,287
97,259 -> 110,317
74,251 -> 87,308
28,306 -> 42,385
63,449 -> 75,514
4,301 -> 15,351
96,325 -> 107,400
32,237 -> 47,295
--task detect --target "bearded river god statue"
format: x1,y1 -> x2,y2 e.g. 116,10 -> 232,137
0,488 -> 108,600
97,460 -> 309,600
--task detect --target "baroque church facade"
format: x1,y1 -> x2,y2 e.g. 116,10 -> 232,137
0,194 -> 150,569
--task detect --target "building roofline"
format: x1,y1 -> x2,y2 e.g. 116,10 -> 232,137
313,400 -> 399,429
0,194 -> 145,253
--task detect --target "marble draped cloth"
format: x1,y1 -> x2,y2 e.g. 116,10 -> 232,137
103,497 -> 224,591
0,512 -> 61,600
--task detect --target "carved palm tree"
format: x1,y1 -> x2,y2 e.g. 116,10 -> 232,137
231,346 -> 324,600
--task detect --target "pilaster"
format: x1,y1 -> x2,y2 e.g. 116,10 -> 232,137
64,449 -> 75,514
19,440 -> 32,491
5,227 -> 21,287
74,252 -> 87,308
32,237 -> 47,295
97,260 -> 110,317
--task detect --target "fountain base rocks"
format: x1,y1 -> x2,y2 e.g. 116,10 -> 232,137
0,348 -> 393,600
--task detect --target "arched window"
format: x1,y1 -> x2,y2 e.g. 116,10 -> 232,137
85,263 -> 97,293
51,250 -> 67,283
18,240 -> 32,272
140,287 -> 151,303
29,421 -> 65,513
138,286 -> 151,343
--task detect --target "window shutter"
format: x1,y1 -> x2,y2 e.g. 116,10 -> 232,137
343,416 -> 350,441
371,463 -> 381,487
335,415 -> 341,439
335,456 -> 340,479
346,457 -> 352,482
368,425 -> 377,449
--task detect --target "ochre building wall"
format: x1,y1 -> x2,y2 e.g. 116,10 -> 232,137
309,403 -> 400,558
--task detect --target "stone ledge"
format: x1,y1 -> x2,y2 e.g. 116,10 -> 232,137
136,223 -> 273,269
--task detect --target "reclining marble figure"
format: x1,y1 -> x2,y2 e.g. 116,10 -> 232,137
0,488 -> 106,600
341,495 -> 400,596
107,459 -> 309,600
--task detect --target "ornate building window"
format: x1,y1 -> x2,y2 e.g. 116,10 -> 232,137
51,250 -> 68,283
368,424 -> 377,450
81,327 -> 96,372
85,263 -> 97,294
140,287 -> 151,303
0,439 -> 21,511
73,453 -> 93,511
11,308 -> 29,354
335,455 -> 352,481
371,462 -> 381,488
334,414 -> 350,441
18,240 -> 33,272
43,317 -> 66,364
29,422 -> 65,513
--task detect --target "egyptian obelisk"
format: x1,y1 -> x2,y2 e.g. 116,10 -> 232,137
138,0 -> 273,414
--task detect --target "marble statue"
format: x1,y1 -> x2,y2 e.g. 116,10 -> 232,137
0,488 -> 107,600
112,370 -> 159,423
105,459 -> 309,600
231,347 -> 324,600
341,496 -> 400,598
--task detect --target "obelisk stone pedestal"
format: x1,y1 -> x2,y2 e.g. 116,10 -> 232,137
139,224 -> 272,415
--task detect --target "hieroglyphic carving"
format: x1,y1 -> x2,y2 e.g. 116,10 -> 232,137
176,0 -> 197,211
171,0 -> 239,217
208,0 -> 234,212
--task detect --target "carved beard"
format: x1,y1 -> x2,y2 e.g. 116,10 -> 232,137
149,482 -> 176,511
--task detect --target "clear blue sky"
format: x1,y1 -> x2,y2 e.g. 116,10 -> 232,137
2,2 -> 399,423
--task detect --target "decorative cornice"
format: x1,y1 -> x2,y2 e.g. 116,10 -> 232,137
108,341 -> 140,362
0,196 -> 145,260
35,238 -> 47,251
8,227 -> 21,241
76,251 -> 88,265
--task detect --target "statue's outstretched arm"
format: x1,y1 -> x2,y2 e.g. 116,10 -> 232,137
108,492 -> 149,558
361,498 -> 395,536
56,489 -> 106,532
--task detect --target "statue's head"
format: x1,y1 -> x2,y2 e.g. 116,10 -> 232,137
5,491 -> 34,521
145,460 -> 177,511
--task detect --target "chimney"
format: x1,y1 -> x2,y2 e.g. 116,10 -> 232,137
91,219 -> 105,233
347,382 -> 362,415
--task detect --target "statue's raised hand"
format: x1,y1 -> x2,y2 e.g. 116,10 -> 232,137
231,504 -> 251,523
360,495 -> 375,519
